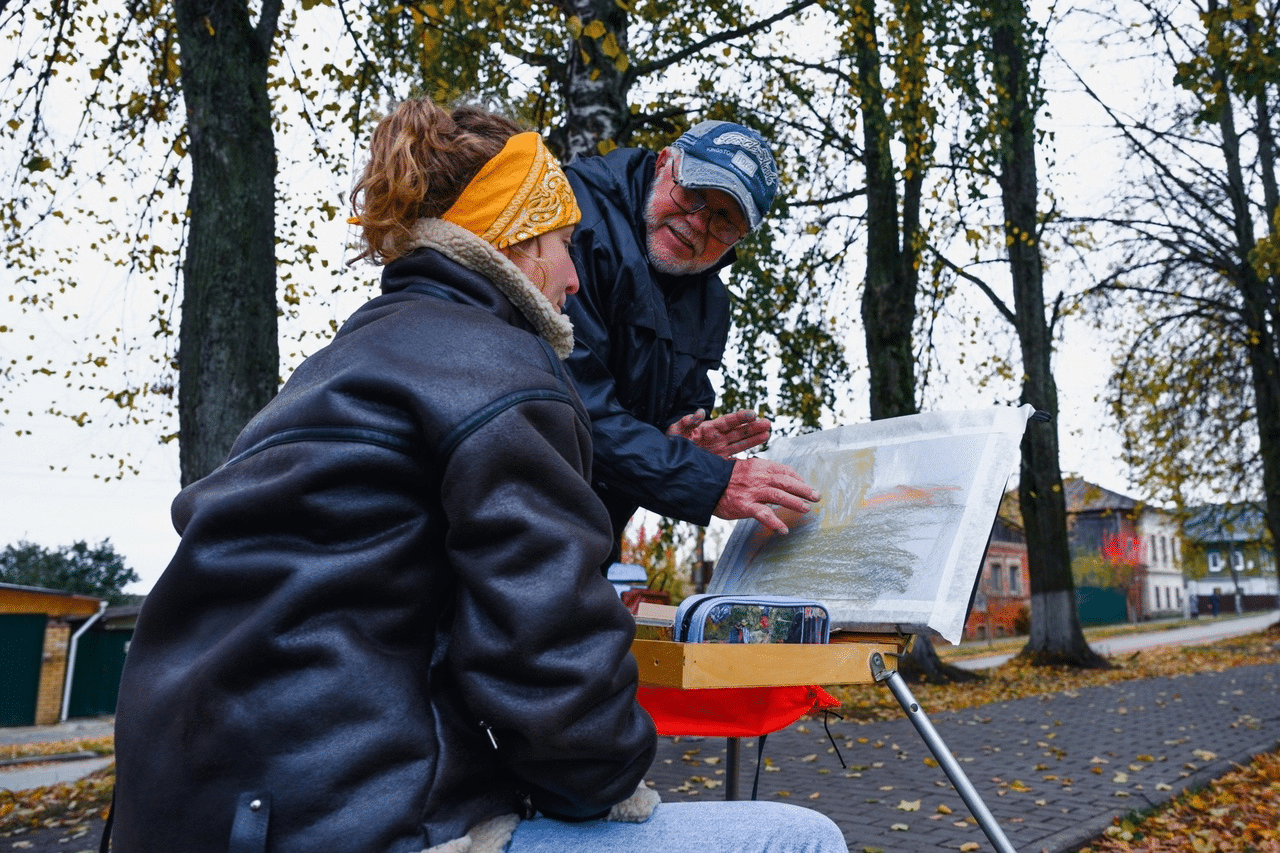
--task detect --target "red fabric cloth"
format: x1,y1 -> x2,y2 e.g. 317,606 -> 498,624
637,685 -> 841,738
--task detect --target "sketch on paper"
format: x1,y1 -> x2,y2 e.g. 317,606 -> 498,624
708,406 -> 1035,644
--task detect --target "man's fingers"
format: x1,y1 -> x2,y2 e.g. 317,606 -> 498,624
757,461 -> 820,504
750,504 -> 790,535
766,488 -> 814,515
715,409 -> 760,429
666,409 -> 706,438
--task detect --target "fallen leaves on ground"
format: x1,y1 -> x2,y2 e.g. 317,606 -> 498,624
0,765 -> 115,837
826,629 -> 1280,722
0,737 -> 114,765
1078,747 -> 1280,853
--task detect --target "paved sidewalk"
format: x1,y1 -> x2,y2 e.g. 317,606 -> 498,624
644,661 -> 1280,853
0,717 -> 116,793
956,611 -> 1279,671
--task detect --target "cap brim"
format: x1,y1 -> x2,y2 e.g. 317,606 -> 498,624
675,155 -> 762,231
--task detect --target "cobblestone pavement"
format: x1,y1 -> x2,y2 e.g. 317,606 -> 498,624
642,662 -> 1280,853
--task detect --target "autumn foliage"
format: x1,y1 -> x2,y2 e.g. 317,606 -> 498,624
1080,748 -> 1280,853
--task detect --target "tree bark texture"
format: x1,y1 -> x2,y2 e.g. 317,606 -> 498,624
174,0 -> 281,486
854,0 -> 918,423
556,0 -> 631,161
987,0 -> 1104,667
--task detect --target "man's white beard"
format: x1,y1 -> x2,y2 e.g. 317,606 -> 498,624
644,189 -> 722,276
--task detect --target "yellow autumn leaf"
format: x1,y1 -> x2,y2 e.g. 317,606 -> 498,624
897,799 -> 921,811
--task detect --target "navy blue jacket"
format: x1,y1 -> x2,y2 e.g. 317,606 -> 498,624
564,149 -> 736,548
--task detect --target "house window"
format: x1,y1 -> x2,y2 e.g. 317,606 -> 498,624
1008,564 -> 1021,595
1208,551 -> 1223,573
1160,536 -> 1169,565
1232,549 -> 1244,571
989,561 -> 1003,591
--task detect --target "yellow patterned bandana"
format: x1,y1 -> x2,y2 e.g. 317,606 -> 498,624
441,132 -> 581,249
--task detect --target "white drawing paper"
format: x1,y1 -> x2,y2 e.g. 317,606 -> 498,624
708,405 -> 1035,644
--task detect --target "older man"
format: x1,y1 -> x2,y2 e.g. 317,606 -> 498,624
564,120 -> 819,560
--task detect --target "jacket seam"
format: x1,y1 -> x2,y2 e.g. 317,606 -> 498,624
401,281 -> 467,304
223,426 -> 419,467
439,389 -> 577,461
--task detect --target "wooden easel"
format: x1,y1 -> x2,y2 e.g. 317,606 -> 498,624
632,604 -> 1018,853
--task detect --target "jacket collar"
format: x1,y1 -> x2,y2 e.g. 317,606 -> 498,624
397,218 -> 575,360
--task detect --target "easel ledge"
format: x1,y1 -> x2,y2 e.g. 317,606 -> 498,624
629,604 -> 906,689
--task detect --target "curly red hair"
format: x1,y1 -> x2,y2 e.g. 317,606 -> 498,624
350,100 -> 525,264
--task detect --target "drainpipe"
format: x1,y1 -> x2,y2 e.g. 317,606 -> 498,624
61,600 -> 108,723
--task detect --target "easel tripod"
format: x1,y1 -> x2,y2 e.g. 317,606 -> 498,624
716,650 -> 1018,853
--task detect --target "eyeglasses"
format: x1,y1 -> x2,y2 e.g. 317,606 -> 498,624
667,163 -> 748,246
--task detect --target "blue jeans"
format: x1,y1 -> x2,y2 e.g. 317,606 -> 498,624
507,801 -> 849,853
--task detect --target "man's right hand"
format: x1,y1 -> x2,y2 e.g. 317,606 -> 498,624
712,457 -> 820,535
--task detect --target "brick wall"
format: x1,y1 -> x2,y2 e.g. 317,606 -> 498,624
35,620 -> 71,725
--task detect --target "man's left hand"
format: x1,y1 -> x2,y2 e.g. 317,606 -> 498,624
666,409 -> 771,458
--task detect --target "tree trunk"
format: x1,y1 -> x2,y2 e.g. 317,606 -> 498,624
555,0 -> 632,161
987,0 -> 1105,667
1207,1 -> 1280,600
174,0 -> 282,485
852,0 -> 973,682
856,0 -> 916,422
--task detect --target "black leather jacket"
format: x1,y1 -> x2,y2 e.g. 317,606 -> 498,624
112,220 -> 656,853
563,149 -> 736,547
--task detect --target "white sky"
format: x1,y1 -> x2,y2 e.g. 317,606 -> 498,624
0,2 -> 1152,595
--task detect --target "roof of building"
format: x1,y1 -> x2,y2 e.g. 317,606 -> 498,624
1063,477 -> 1139,514
1183,503 -> 1270,543
0,581 -> 103,618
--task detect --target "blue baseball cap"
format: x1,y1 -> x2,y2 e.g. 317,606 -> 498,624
670,120 -> 779,231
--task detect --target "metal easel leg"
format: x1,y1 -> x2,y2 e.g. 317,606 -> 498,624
870,651 -> 1019,853
724,737 -> 741,800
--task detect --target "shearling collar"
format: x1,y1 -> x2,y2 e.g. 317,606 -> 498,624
399,218 -> 575,360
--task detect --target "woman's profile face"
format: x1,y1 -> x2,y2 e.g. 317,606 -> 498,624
509,225 -> 580,312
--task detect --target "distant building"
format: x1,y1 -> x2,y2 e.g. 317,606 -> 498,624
964,495 -> 1030,641
1181,503 -> 1279,614
0,583 -> 137,726
1063,478 -> 1186,623
1,582 -> 102,726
